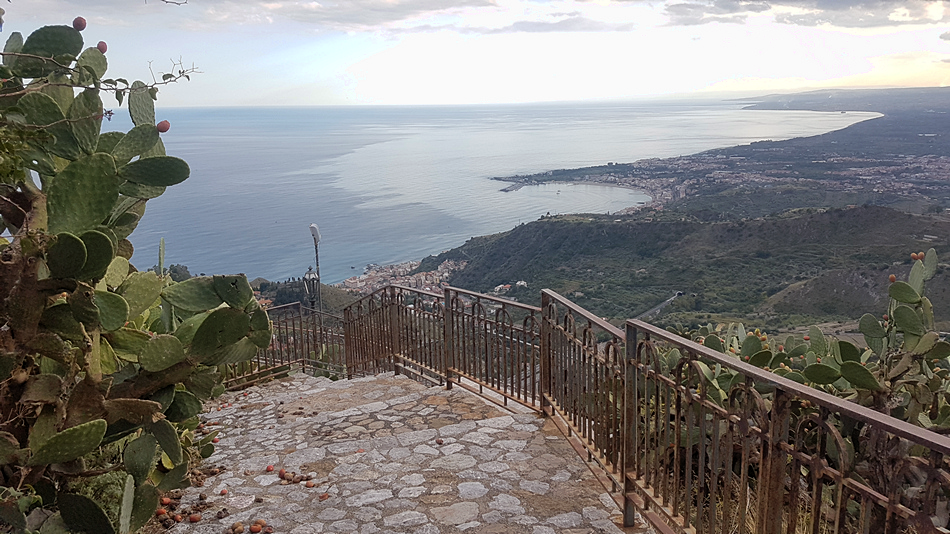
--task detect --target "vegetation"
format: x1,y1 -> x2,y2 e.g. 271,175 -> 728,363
0,21 -> 270,534
651,248 -> 949,529
421,205 -> 950,330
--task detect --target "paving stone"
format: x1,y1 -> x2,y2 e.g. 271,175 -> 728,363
383,510 -> 429,527
431,501 -> 480,525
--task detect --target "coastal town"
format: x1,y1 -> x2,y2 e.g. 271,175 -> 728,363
334,259 -> 468,295
494,136 -> 950,216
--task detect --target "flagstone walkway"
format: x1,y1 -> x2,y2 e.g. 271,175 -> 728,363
165,372 -> 646,534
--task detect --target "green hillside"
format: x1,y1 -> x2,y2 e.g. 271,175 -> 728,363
418,206 -> 950,329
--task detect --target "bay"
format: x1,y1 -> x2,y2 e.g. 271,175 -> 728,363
114,100 -> 877,283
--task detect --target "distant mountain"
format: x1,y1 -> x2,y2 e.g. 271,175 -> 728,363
418,206 -> 950,330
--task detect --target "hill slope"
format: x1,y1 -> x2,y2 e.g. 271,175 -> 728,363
418,206 -> 950,328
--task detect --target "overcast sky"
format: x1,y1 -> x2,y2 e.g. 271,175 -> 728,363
9,0 -> 950,106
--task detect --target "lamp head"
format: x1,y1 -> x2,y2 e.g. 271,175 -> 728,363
310,223 -> 321,244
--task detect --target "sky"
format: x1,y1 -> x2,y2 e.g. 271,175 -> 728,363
8,0 -> 950,106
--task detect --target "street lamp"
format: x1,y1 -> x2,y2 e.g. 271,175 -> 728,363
303,266 -> 319,311
306,223 -> 323,315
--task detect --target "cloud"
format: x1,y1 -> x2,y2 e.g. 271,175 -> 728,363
472,16 -> 635,32
236,0 -> 498,29
658,0 -> 950,28
940,30 -> 950,38
665,1 -> 769,25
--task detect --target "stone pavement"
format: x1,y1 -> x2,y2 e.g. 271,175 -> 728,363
167,372 -> 638,534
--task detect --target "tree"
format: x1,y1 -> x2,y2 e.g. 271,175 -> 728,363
0,20 -> 270,533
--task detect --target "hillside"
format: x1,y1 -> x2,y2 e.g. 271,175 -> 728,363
418,206 -> 950,329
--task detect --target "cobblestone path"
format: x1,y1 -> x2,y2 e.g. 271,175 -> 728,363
168,372 -> 636,534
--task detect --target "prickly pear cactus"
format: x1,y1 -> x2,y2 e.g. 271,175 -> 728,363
0,21 -> 271,533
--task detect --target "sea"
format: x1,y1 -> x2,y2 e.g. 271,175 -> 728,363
107,99 -> 878,284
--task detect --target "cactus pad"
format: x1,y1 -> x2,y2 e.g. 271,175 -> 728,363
747,349 -> 772,368
837,340 -> 860,362
739,334 -> 761,358
107,327 -> 151,362
212,337 -> 260,365
18,91 -> 82,161
119,156 -> 190,187
93,290 -> 129,331
0,431 -> 21,465
40,303 -> 84,343
139,334 -> 185,372
16,25 -> 83,78
20,374 -> 64,404
191,308 -> 250,358
111,123 -> 159,165
859,313 -> 886,339
46,232 -> 86,279
151,385 -> 177,412
28,418 -> 106,466
119,474 -> 134,534
102,398 -> 162,426
116,271 -> 163,318
48,153 -> 118,235
68,89 -> 103,155
41,72 -> 74,114
839,361 -> 883,391
128,81 -> 155,127
893,305 -> 925,336
77,47 -> 108,79
68,285 -> 100,327
130,484 -> 159,532
124,433 -> 157,486
104,256 -> 130,288
162,277 -> 223,312
802,363 -> 841,385
58,494 -> 115,534
213,275 -> 254,309
184,367 -> 221,400
142,136 -> 167,158
119,181 -> 166,199
77,230 -> 115,281
147,419 -> 182,466
164,390 -> 201,422
889,280 -> 920,304
157,461 -> 189,492
96,131 -> 124,154
174,310 -> 210,345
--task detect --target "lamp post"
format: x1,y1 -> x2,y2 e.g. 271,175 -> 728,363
308,224 -> 323,315
302,224 -> 325,369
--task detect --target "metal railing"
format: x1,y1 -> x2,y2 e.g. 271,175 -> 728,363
338,284 -> 950,533
625,320 -> 950,534
222,302 -> 345,388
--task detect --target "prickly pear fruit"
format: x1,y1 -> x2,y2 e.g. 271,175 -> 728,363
97,41 -> 107,53
73,17 -> 87,31
157,120 -> 170,133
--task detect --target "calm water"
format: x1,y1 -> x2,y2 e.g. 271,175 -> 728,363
112,101 -> 877,283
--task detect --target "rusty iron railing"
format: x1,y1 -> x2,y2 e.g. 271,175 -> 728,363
445,287 -> 541,411
223,302 -> 345,388
625,319 -> 950,534
340,285 -> 950,533
540,289 -> 628,493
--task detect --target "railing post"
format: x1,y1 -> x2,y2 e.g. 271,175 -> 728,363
443,288 -> 454,390
757,388 -> 791,534
539,290 -> 551,414
387,286 -> 400,374
623,321 -> 638,527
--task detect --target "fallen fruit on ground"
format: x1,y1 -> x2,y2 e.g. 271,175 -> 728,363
189,513 -> 201,522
